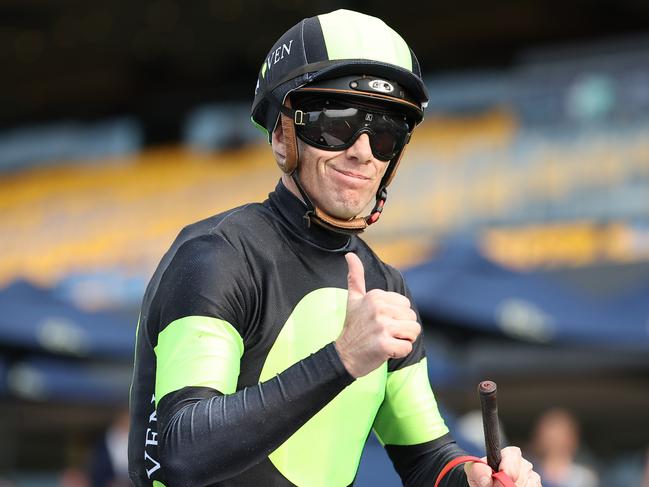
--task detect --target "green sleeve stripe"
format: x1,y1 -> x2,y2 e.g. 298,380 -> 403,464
373,358 -> 449,446
154,316 -> 244,405
318,10 -> 412,71
153,481 -> 166,487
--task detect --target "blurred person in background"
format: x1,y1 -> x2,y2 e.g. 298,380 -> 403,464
528,408 -> 598,487
59,468 -> 89,487
89,409 -> 130,487
128,9 -> 542,487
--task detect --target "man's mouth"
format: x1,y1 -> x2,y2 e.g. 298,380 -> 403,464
333,168 -> 371,180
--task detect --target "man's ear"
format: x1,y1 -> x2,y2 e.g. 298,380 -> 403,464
271,122 -> 287,167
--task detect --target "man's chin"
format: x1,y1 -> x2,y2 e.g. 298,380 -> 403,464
325,204 -> 364,221
315,193 -> 372,220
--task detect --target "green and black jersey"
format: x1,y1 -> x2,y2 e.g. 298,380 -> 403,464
128,181 -> 469,487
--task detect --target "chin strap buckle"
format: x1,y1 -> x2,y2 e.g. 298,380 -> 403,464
303,210 -> 313,228
366,187 -> 388,226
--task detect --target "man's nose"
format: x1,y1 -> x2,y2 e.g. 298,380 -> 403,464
345,133 -> 373,162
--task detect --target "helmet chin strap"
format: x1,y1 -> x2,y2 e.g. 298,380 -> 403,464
278,98 -> 392,235
289,171 -> 387,235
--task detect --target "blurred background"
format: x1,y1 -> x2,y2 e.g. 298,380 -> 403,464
1,1 -> 648,486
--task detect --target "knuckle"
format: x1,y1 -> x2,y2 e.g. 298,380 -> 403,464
371,308 -> 387,324
387,291 -> 406,305
505,445 -> 521,456
368,303 -> 384,321
378,318 -> 392,334
366,289 -> 383,300
525,471 -> 541,486
377,336 -> 392,353
397,338 -> 413,355
404,321 -> 420,340
366,294 -> 385,310
375,302 -> 388,316
414,320 -> 422,335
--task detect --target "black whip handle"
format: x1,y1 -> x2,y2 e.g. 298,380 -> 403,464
478,380 -> 502,471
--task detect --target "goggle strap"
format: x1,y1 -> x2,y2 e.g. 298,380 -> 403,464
278,104 -> 297,121
278,99 -> 299,174
382,144 -> 407,188
297,87 -> 422,115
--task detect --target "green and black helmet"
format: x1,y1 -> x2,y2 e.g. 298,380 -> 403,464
251,9 -> 429,234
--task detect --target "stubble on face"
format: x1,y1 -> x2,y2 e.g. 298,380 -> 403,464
291,137 -> 389,220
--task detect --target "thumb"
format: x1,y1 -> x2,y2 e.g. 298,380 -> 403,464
345,252 -> 366,297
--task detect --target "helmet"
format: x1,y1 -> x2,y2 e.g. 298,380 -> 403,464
251,9 -> 429,234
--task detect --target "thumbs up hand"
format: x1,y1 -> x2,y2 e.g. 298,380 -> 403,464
334,253 -> 422,378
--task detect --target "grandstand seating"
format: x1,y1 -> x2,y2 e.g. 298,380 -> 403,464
1,111 -> 648,296
2,39 -> 649,302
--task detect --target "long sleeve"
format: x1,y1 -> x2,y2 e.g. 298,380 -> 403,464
376,273 -> 470,487
157,343 -> 354,487
386,438 -> 470,486
372,356 -> 470,487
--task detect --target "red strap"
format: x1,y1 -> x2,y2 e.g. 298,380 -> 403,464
493,471 -> 516,487
433,455 -> 516,487
434,455 -> 480,487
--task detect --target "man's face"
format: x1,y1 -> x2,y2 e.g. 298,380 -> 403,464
292,133 -> 390,220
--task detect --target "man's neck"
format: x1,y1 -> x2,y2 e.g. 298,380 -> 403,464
269,180 -> 352,250
281,173 -> 303,204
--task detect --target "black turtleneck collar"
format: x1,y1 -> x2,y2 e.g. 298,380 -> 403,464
266,179 -> 352,251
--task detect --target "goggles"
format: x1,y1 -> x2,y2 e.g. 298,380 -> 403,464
284,99 -> 413,162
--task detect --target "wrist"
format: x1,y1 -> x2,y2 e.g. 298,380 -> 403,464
333,340 -> 359,379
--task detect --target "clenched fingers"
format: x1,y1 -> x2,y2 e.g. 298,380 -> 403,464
365,289 -> 412,308
390,319 -> 421,343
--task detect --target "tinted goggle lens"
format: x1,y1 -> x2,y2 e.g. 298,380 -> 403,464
294,105 -> 411,161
